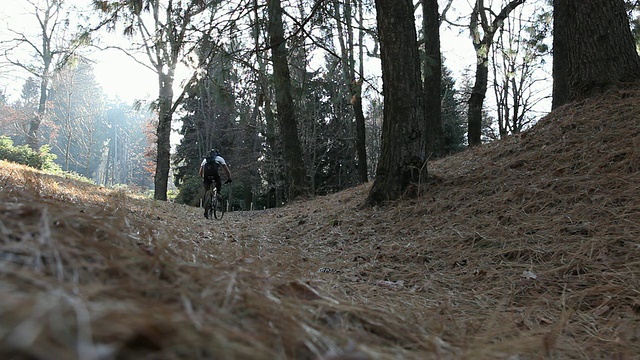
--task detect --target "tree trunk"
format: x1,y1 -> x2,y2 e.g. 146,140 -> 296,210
467,63 -> 488,146
267,0 -> 309,200
23,0 -> 59,151
27,75 -> 49,150
551,1 -> 570,109
354,4 -> 369,182
333,0 -> 368,183
353,85 -> 368,182
423,0 -> 444,158
366,0 -> 426,206
153,73 -> 174,201
553,0 -> 640,107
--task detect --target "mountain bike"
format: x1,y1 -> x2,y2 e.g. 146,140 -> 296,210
203,186 -> 225,219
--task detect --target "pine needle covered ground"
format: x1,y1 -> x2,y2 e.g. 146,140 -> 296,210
1,85 -> 639,359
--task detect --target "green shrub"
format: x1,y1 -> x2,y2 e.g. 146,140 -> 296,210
61,170 -> 96,185
174,175 -> 204,206
0,136 -> 61,172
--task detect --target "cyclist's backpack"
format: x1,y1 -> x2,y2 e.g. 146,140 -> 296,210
203,156 -> 219,177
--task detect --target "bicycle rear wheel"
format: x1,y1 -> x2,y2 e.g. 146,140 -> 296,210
212,194 -> 225,219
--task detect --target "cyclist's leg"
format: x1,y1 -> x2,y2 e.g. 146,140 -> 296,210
203,179 -> 213,218
213,172 -> 222,199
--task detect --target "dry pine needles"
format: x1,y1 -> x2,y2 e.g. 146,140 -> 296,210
1,85 -> 640,359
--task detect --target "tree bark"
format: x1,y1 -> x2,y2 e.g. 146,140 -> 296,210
267,0 -> 309,200
467,62 -> 488,146
551,1 -> 570,109
366,0 -> 426,206
154,73 -> 174,201
423,0 -> 444,158
553,0 -> 640,107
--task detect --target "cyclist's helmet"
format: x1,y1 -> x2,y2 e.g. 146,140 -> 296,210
209,149 -> 220,158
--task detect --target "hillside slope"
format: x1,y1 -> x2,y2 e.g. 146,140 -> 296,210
1,85 -> 639,359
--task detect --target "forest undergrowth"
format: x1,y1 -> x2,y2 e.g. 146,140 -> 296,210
1,85 -> 639,359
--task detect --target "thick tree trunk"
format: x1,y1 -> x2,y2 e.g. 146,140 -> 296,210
423,0 -> 444,158
153,74 -> 174,201
267,0 -> 309,200
367,0 -> 426,206
551,2 -> 570,109
553,0 -> 640,107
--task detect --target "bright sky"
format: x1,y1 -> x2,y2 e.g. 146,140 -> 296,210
91,37 -> 158,101
0,0 -> 160,103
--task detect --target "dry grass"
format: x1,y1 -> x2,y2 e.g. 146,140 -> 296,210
1,84 -> 640,360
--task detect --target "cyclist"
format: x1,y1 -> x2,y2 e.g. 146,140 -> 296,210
199,149 -> 232,219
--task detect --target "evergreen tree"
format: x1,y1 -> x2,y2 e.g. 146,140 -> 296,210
441,66 -> 467,155
173,49 -> 238,206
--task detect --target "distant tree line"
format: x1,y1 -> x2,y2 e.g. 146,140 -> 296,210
168,2 -> 469,209
0,59 -> 155,190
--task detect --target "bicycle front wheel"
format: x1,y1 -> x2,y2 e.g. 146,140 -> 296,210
203,190 -> 214,212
